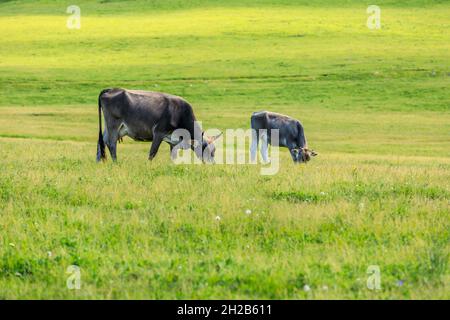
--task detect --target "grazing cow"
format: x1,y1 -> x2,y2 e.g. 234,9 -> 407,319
250,111 -> 317,163
96,88 -> 221,163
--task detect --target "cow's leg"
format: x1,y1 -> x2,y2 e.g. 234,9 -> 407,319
162,134 -> 177,160
289,148 -> 298,163
169,144 -> 177,160
250,128 -> 259,163
148,132 -> 164,160
103,120 -> 121,162
167,136 -> 190,161
105,130 -> 119,162
260,130 -> 270,164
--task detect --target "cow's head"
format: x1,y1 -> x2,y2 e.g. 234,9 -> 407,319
292,147 -> 318,163
201,132 -> 222,163
191,132 -> 222,163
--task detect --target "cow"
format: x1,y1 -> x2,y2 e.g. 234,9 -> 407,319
96,88 -> 221,163
250,111 -> 317,163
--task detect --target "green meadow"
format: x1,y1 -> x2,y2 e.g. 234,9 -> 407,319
0,0 -> 449,299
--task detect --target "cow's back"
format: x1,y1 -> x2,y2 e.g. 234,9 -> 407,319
251,111 -> 297,130
251,110 -> 305,148
251,111 -> 270,130
99,88 -> 198,140
101,88 -> 194,122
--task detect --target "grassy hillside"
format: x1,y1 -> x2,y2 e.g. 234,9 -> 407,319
0,0 -> 449,299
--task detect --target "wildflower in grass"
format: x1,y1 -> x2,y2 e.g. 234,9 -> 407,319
303,284 -> 311,292
47,251 -> 52,258
322,285 -> 328,291
245,209 -> 252,215
215,216 -> 221,221
396,280 -> 404,287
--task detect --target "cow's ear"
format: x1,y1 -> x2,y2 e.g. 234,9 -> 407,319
310,150 -> 318,157
208,132 -> 223,144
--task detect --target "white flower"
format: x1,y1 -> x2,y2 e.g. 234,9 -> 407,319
47,251 -> 52,258
215,216 -> 221,221
303,284 -> 311,292
322,285 -> 328,291
245,209 -> 252,215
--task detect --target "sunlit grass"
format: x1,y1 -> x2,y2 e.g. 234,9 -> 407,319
0,137 -> 448,299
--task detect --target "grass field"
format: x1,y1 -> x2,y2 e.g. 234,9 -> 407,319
0,0 -> 449,299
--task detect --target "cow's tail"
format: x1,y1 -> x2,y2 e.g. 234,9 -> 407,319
96,89 -> 110,162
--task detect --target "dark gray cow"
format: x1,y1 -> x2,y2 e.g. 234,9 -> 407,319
250,111 -> 317,163
96,88 -> 221,163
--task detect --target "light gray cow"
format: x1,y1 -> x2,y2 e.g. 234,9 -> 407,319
250,111 -> 317,163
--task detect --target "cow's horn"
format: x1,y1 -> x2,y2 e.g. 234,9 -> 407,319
208,132 -> 223,143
